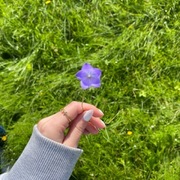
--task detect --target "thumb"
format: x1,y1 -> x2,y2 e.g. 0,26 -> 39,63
63,110 -> 94,148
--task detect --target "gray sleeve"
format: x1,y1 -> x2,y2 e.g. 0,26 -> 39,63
0,125 -> 83,180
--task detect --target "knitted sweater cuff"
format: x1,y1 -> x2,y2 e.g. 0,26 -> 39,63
1,125 -> 83,180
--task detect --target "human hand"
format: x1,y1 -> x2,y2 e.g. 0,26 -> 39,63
37,101 -> 105,148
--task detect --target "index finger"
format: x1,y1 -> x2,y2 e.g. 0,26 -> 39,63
56,101 -> 104,126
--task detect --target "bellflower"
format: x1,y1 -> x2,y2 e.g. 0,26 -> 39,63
76,63 -> 102,89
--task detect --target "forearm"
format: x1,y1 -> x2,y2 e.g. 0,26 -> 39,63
0,125 -> 82,180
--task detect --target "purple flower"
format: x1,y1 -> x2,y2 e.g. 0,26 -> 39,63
76,63 -> 102,89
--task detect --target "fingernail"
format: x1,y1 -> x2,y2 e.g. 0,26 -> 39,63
100,120 -> 106,127
83,110 -> 94,122
98,109 -> 104,115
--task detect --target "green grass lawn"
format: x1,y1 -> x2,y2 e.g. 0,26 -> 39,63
0,0 -> 180,179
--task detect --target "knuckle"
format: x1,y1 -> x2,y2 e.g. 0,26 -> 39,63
70,101 -> 77,107
75,125 -> 84,134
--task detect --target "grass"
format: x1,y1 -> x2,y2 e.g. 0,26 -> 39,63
0,0 -> 180,179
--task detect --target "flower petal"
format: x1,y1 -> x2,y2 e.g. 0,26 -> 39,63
93,68 -> 102,77
80,81 -> 89,89
81,63 -> 93,71
76,70 -> 87,80
90,76 -> 101,85
91,83 -> 101,88
81,77 -> 93,86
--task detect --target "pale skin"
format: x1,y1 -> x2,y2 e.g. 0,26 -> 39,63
37,101 -> 106,148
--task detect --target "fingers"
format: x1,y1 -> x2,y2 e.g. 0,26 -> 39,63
88,116 -> 106,129
55,101 -> 104,128
82,116 -> 106,134
37,101 -> 105,147
63,110 -> 94,147
65,101 -> 104,118
63,109 -> 106,148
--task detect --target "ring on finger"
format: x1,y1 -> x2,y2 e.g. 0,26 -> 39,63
61,108 -> 72,123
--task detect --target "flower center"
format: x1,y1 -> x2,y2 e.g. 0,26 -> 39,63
87,73 -> 92,78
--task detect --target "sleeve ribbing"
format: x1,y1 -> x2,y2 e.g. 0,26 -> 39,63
0,125 -> 83,180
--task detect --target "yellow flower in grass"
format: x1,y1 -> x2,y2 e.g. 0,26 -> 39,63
45,0 -> 51,4
127,130 -> 133,135
2,135 -> 7,141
